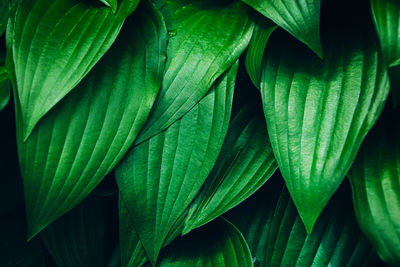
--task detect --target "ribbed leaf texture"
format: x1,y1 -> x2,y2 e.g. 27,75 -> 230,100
14,1 -> 167,239
372,0 -> 400,67
40,197 -> 105,267
99,0 -> 118,13
227,176 -> 378,267
157,219 -> 253,267
260,26 -> 390,232
9,0 -> 140,138
0,66 -> 10,111
241,0 -> 322,57
245,15 -> 277,89
183,102 -> 277,234
349,108 -> 400,266
134,0 -> 253,143
115,63 -> 237,263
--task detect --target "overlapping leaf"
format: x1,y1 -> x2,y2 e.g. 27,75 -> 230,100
99,0 -> 118,13
115,63 -> 237,263
183,103 -> 277,234
241,0 -> 322,58
228,178 -> 378,267
9,0 -> 140,139
40,197 -> 105,267
157,219 -> 253,267
15,1 -> 167,239
134,0 -> 253,143
245,15 -> 277,89
261,28 -> 390,232
349,109 -> 400,266
372,0 -> 400,67
0,66 -> 10,111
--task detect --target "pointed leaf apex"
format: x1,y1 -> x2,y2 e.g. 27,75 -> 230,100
99,0 -> 118,14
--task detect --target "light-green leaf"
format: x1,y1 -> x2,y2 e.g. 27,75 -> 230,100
371,0 -> 400,67
157,219 -> 253,267
260,29 -> 390,233
115,63 -> 237,263
228,179 -> 378,266
348,109 -> 400,266
241,0 -> 322,58
134,0 -> 253,144
10,0 -> 140,139
99,0 -> 118,13
0,66 -> 10,111
40,197 -> 105,267
15,0 -> 167,239
183,102 -> 277,234
245,15 -> 277,89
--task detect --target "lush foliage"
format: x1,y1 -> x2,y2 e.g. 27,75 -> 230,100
1,0 -> 400,266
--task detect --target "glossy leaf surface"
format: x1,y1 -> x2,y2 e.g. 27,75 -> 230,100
242,0 -> 322,57
228,177 -> 378,267
183,103 -> 277,234
16,1 -> 167,239
157,219 -> 253,267
261,29 -> 390,232
99,0 -> 118,13
10,0 -> 140,138
349,109 -> 400,266
116,63 -> 237,263
372,0 -> 400,67
40,197 -> 105,267
135,0 -> 253,143
0,66 -> 10,111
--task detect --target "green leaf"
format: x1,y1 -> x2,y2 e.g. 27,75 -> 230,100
119,197 -> 148,267
15,0 -> 167,240
99,0 -> 118,13
228,179 -> 378,267
0,66 -> 10,111
348,109 -> 400,266
115,63 -> 237,263
260,29 -> 390,232
371,0 -> 400,67
241,0 -> 322,58
9,0 -> 140,139
157,219 -> 253,267
245,15 -> 277,89
40,197 -> 105,267
183,102 -> 277,234
134,0 -> 253,144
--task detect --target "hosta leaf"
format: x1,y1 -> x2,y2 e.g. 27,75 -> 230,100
0,66 -> 10,111
245,15 -> 277,89
261,28 -> 390,232
115,63 -> 237,263
119,197 -> 148,267
228,177 -> 378,267
134,0 -> 253,144
15,1 -> 167,239
241,0 -> 322,58
10,0 -> 140,139
99,0 -> 118,13
157,219 -> 253,267
371,0 -> 400,67
40,197 -> 105,267
348,109 -> 400,266
183,102 -> 277,234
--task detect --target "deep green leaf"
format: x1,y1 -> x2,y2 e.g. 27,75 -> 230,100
245,15 -> 277,89
260,29 -> 390,232
99,0 -> 118,13
115,63 -> 237,263
40,197 -> 105,267
183,102 -> 277,234
10,0 -> 140,139
157,219 -> 253,267
241,0 -> 322,58
15,1 -> 167,239
348,108 -> 400,266
134,0 -> 253,144
228,178 -> 378,267
0,66 -> 10,111
119,197 -> 148,267
371,0 -> 400,67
